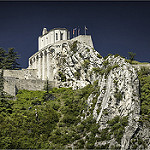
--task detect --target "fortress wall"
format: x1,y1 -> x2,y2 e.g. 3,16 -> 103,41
15,79 -> 56,91
4,77 -> 56,96
71,35 -> 94,48
3,69 -> 38,80
4,77 -> 16,96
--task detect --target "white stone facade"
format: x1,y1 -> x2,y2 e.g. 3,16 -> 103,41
28,28 -> 94,81
38,28 -> 70,50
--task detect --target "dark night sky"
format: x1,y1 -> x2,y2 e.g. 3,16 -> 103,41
0,1 -> 150,68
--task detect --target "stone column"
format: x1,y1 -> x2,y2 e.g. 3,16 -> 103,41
35,56 -> 37,69
33,58 -> 35,69
42,51 -> 45,80
47,51 -> 50,80
28,59 -> 31,68
38,53 -> 42,79
43,50 -> 47,80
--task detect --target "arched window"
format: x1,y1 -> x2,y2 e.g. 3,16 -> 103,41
56,33 -> 58,40
60,33 -> 63,40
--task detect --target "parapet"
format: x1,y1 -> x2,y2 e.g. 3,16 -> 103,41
71,35 -> 94,48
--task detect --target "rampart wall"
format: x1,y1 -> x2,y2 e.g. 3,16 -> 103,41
71,35 -> 94,48
3,69 -> 38,80
1,69 -> 56,96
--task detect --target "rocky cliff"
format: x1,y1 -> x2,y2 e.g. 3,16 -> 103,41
1,39 -> 149,149
48,39 -> 149,149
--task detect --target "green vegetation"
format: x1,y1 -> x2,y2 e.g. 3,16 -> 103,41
114,54 -> 120,58
74,70 -> 81,80
0,47 -> 20,69
92,67 -> 103,75
125,59 -> 149,65
82,59 -> 90,69
130,67 -> 150,149
0,83 -> 101,149
114,90 -> 122,104
86,48 -> 90,52
0,70 -> 4,95
104,54 -> 112,60
108,116 -> 128,144
128,52 -> 136,63
138,67 -> 150,124
96,116 -> 128,147
103,60 -> 109,67
70,41 -> 78,53
130,137 -> 147,149
97,54 -> 102,59
58,71 -> 66,82
92,63 -> 119,77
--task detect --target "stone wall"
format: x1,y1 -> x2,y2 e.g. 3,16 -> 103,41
3,69 -> 38,80
71,35 -> 94,48
1,34 -> 95,96
2,69 -> 56,96
4,77 -> 56,96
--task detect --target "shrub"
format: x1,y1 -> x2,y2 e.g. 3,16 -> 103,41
62,114 -> 78,126
92,67 -> 101,75
103,109 -> 109,115
114,91 -> 122,103
86,48 -> 90,52
98,128 -> 111,141
74,70 -> 81,80
76,139 -> 85,149
103,60 -> 109,67
70,41 -> 78,53
82,59 -> 90,69
108,116 -> 120,126
98,143 -> 109,149
97,54 -> 102,58
107,116 -> 128,144
138,67 -> 150,77
104,54 -> 112,59
58,71 -> 66,82
114,54 -> 120,58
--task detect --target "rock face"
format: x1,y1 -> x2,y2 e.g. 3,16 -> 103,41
43,39 -> 143,149
89,56 -> 140,149
46,39 -> 149,149
53,40 -> 102,89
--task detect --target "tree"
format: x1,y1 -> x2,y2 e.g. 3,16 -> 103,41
128,52 -> 136,63
0,48 -> 6,69
5,48 -> 20,70
0,70 -> 4,96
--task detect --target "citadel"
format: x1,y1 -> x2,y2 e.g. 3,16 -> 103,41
3,27 -> 94,96
1,27 -> 150,150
